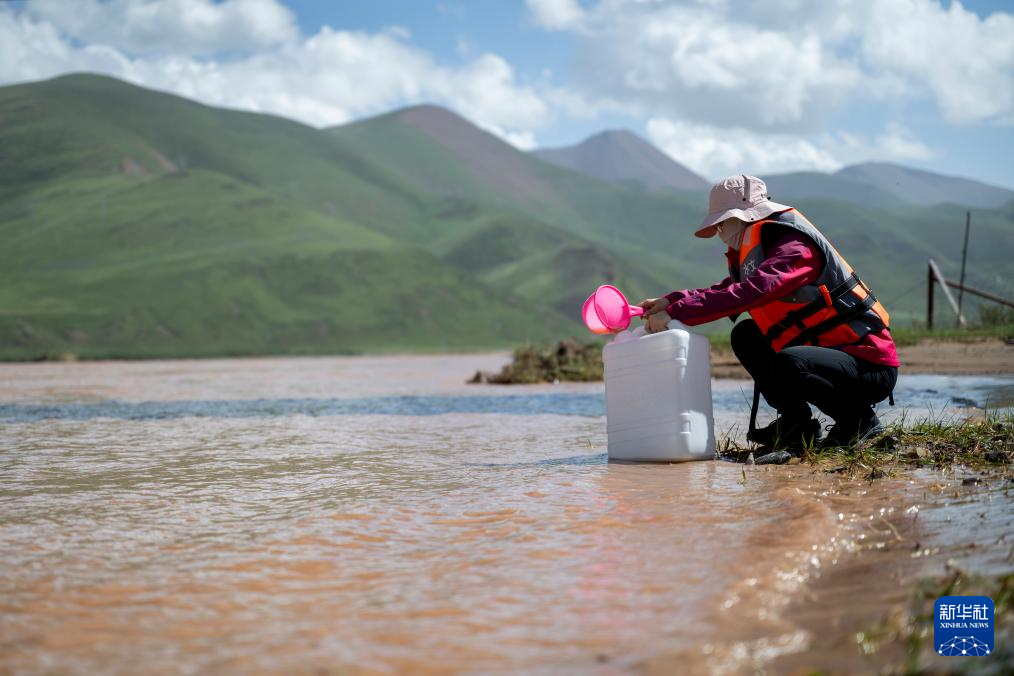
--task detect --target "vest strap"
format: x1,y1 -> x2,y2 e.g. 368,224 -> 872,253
786,292 -> 879,348
765,273 -> 863,342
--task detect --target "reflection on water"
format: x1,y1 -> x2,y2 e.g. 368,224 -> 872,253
0,356 -> 1010,673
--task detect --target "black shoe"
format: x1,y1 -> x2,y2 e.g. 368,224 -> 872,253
820,413 -> 884,449
747,416 -> 822,451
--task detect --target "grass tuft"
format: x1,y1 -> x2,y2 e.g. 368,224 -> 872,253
468,339 -> 605,384
718,409 -> 1013,479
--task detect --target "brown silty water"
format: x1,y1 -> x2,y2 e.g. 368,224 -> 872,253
0,355 -> 1009,673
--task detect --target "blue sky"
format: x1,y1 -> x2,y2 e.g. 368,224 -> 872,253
2,0 -> 1012,188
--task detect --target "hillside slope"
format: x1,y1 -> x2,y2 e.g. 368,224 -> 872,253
0,169 -> 578,358
0,76 -> 577,358
331,106 -> 720,292
332,105 -> 1014,323
0,74 -> 434,236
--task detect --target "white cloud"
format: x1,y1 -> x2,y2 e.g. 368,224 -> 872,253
871,123 -> 935,162
3,0 -> 1009,170
0,3 -> 550,148
565,2 -> 859,133
502,130 -> 538,151
525,0 -> 586,31
25,0 -> 299,55
646,118 -> 935,179
646,117 -> 841,179
860,0 -> 1014,124
435,54 -> 550,135
534,0 -> 1014,129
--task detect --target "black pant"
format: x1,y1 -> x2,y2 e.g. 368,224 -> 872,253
730,319 -> 897,423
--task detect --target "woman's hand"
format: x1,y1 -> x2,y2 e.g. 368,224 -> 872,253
645,311 -> 671,334
638,297 -> 669,315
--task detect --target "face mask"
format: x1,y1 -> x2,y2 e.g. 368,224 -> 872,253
717,219 -> 745,250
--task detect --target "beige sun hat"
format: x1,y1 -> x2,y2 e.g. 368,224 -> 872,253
695,174 -> 792,238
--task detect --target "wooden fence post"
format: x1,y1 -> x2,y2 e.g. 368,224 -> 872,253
928,258 -> 966,327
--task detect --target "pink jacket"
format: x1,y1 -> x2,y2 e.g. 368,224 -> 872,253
665,227 -> 899,367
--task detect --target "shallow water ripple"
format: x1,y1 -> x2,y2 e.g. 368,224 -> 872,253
2,356 -> 1010,673
1,411 -> 824,673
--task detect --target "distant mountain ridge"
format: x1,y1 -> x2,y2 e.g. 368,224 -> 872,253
760,171 -> 905,209
533,130 -> 709,191
533,132 -> 1013,210
762,163 -> 1014,210
834,162 -> 1014,209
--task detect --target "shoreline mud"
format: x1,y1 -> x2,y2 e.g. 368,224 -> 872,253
712,337 -> 1014,379
640,463 -> 1013,673
705,413 -> 1014,672
466,337 -> 1014,384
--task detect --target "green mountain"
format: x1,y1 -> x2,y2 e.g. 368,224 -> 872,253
0,75 -> 577,358
330,106 -> 720,293
1,74 -> 1011,360
330,105 -> 1013,321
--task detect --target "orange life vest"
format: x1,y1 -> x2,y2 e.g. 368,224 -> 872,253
729,209 -> 890,352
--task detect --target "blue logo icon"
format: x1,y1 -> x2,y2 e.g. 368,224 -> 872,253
934,596 -> 994,657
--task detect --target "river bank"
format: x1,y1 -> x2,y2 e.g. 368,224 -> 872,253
466,336 -> 1014,384
643,464 -> 1013,673
712,337 -> 1014,379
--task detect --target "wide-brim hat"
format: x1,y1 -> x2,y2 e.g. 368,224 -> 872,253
695,174 -> 792,238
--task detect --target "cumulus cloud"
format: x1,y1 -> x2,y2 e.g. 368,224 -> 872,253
532,0 -> 1014,130
525,0 -> 586,31
646,117 -> 842,179
860,0 -> 1014,124
3,0 -> 1009,170
646,117 -> 935,179
24,0 -> 299,55
0,1 -> 550,147
869,123 -> 935,162
576,4 -> 856,134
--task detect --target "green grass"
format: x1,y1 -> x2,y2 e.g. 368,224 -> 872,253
718,409 -> 1014,479
889,324 -> 1014,347
0,73 -> 425,234
0,169 -> 576,359
719,410 -> 1014,671
699,322 -> 1014,354
468,339 -> 605,384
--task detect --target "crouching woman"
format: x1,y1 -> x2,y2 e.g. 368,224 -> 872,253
640,175 -> 898,450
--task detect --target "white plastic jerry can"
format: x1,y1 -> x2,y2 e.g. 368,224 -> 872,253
602,320 -> 715,462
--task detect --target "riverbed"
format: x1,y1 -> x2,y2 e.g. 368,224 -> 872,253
1,355 -> 1011,673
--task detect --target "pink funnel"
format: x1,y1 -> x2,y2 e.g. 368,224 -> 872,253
581,284 -> 645,334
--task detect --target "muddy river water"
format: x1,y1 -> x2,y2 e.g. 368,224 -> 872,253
1,355 -> 1011,673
